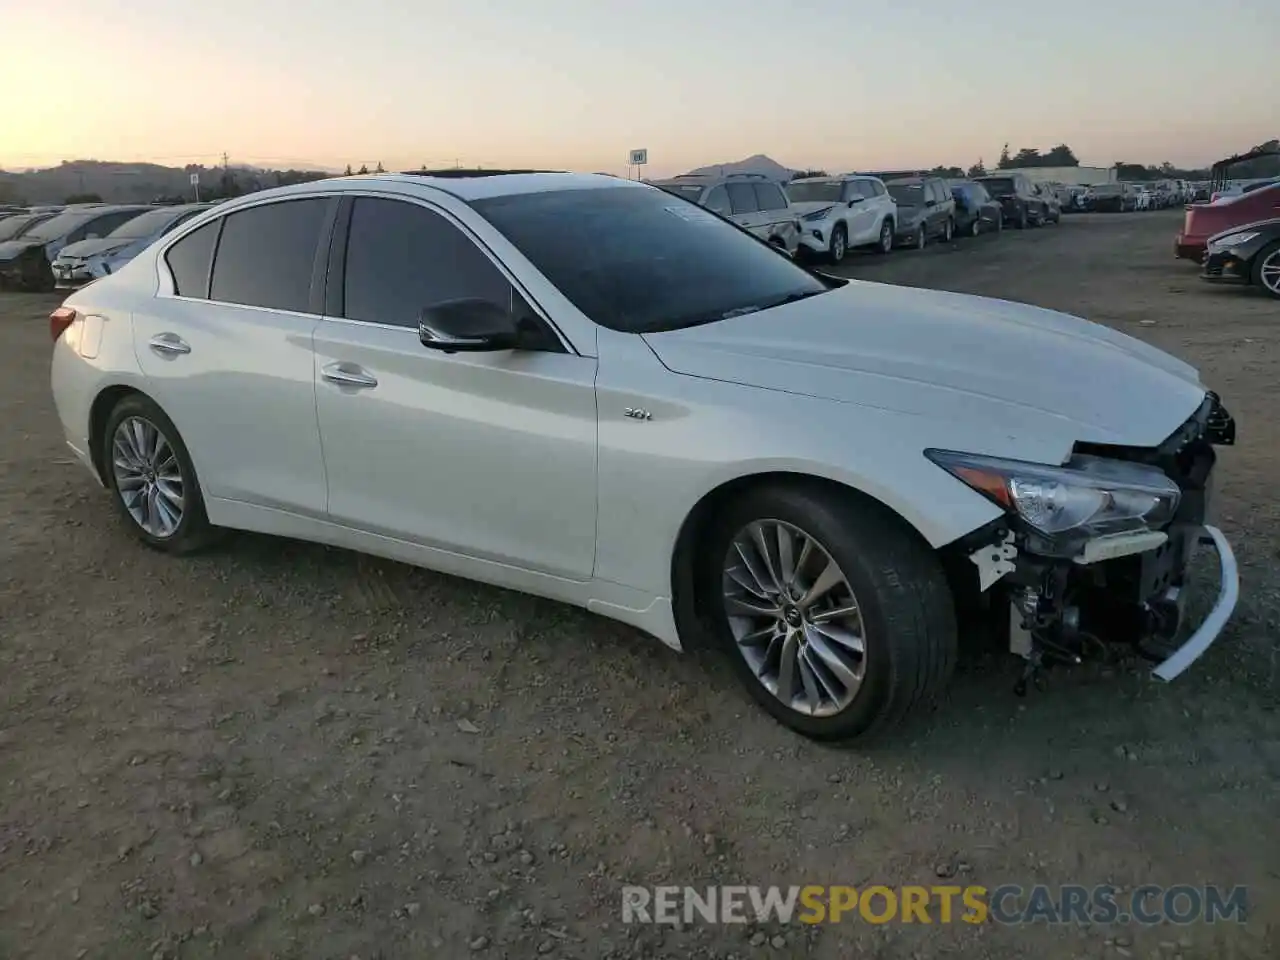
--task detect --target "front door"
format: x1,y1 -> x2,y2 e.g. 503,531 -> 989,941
726,182 -> 767,239
313,195 -> 599,579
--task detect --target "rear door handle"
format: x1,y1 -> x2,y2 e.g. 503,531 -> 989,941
321,362 -> 378,389
148,333 -> 190,356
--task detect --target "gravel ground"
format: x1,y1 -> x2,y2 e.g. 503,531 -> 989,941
1,210 -> 1276,960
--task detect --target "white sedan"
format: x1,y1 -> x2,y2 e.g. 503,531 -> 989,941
49,171 -> 1240,740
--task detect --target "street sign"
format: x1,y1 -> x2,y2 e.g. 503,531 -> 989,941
189,172 -> 200,185
629,149 -> 648,166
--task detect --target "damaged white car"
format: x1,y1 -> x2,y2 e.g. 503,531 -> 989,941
48,171 -> 1238,741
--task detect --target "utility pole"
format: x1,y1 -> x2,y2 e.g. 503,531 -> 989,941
221,151 -> 229,172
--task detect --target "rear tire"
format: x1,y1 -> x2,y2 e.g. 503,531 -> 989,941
876,219 -> 894,254
102,394 -> 217,555
706,483 -> 957,741
1016,207 -> 1028,230
943,218 -> 954,242
970,217 -> 981,237
915,224 -> 927,250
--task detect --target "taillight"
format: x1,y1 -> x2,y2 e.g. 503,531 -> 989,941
50,306 -> 77,342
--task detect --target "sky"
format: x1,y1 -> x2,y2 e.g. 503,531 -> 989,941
1,0 -> 1277,177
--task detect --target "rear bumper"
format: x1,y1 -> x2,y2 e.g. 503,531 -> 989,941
1151,525 -> 1238,681
1175,235 -> 1206,260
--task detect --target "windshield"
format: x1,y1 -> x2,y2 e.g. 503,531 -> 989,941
886,183 -> 924,205
0,215 -> 44,242
787,181 -> 843,203
105,208 -> 179,239
472,186 -> 829,334
23,211 -> 100,242
653,182 -> 705,203
978,178 -> 1016,195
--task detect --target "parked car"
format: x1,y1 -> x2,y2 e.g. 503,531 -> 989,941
48,171 -> 1239,741
1176,181 -> 1280,260
652,173 -> 801,256
1083,183 -> 1128,212
948,180 -> 1002,237
974,173 -> 1048,228
0,210 -> 57,243
885,177 -> 956,248
52,203 -> 213,288
1133,186 -> 1153,211
0,205 -> 152,290
1200,218 -> 1280,298
1032,183 -> 1062,223
784,175 -> 897,262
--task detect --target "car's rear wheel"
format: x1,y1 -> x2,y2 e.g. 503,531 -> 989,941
828,224 -> 847,264
915,224 -> 927,249
707,484 -> 957,741
1017,207 -> 1028,230
943,218 -> 954,242
33,259 -> 55,293
103,394 -> 215,554
970,217 -> 981,237
877,219 -> 894,254
1253,241 -> 1280,299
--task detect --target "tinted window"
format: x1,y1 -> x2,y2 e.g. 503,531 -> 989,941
867,180 -> 886,197
887,183 -> 924,205
164,220 -> 220,298
210,199 -> 327,312
656,182 -> 705,203
753,183 -> 788,211
343,197 -> 511,328
856,181 -> 878,199
703,185 -> 731,215
471,186 -> 828,335
726,182 -> 759,215
85,210 -> 144,237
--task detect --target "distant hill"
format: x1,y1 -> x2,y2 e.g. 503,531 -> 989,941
0,159 -> 332,204
683,154 -> 797,182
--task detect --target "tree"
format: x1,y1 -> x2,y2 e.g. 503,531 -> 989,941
967,158 -> 987,178
357,164 -> 369,175
997,143 -> 1011,169
374,161 -> 385,173
64,192 -> 104,204
344,164 -> 353,176
1043,144 -> 1079,166
928,165 -> 964,178
1010,147 -> 1042,168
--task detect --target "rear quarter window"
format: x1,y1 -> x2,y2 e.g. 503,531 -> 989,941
164,220 -> 220,298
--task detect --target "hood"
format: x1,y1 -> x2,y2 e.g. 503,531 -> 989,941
0,238 -> 41,260
641,280 -> 1206,449
896,206 -> 924,224
789,200 -> 841,217
1207,217 -> 1280,243
56,237 -> 136,260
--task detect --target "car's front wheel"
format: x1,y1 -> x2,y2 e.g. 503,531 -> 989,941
969,216 -> 981,238
876,219 -> 894,254
915,224 -> 927,249
102,394 -> 216,554
828,224 -> 847,264
1253,240 -> 1280,299
708,484 -> 957,741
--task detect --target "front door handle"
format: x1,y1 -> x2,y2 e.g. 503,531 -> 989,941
148,333 -> 190,357
321,362 -> 378,389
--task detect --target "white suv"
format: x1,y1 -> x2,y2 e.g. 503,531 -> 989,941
652,174 -> 801,256
786,175 -> 897,262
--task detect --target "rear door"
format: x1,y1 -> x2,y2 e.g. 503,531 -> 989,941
725,182 -> 765,238
752,182 -> 793,243
132,197 -> 334,516
847,180 -> 879,243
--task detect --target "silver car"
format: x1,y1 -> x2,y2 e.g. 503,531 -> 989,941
651,173 -> 802,255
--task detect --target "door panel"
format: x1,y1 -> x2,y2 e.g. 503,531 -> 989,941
313,322 -> 599,578
132,299 -> 327,514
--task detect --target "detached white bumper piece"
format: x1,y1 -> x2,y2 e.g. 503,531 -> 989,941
1151,525 -> 1238,682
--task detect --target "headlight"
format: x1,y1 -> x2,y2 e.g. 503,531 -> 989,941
925,450 -> 1180,542
802,206 -> 835,222
1209,231 -> 1258,248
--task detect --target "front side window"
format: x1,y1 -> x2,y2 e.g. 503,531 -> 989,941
84,211 -> 144,238
888,183 -> 924,206
164,220 -> 220,298
342,197 -> 512,328
471,185 -> 829,335
754,183 -> 788,211
209,198 -> 328,312
726,182 -> 759,215
106,209 -> 183,240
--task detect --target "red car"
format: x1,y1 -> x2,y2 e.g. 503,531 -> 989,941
1176,182 -> 1280,260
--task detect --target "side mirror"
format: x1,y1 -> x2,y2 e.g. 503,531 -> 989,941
418,298 -> 519,353
847,197 -> 863,206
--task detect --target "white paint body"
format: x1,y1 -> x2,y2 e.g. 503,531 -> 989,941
50,174 -> 1211,651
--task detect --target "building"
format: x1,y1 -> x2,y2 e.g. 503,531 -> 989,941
1000,165 -> 1115,186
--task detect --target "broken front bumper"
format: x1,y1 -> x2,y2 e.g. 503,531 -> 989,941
1150,524 -> 1238,681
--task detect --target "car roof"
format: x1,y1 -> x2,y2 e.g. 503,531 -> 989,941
204,172 -> 647,212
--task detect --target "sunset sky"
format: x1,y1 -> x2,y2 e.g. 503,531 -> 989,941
2,0 -> 1276,177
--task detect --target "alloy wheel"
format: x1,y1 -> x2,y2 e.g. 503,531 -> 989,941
721,520 -> 867,717
1260,250 -> 1280,296
111,416 -> 185,538
879,221 -> 893,253
944,219 -> 953,242
916,226 -> 926,249
971,218 -> 980,237
831,228 -> 846,263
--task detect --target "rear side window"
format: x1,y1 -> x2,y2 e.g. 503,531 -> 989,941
210,199 -> 327,312
855,180 -> 878,199
753,183 -> 788,211
342,197 -> 512,328
703,185 -> 731,215
164,220 -> 219,298
726,182 -> 759,215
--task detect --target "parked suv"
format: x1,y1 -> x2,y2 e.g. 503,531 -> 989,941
975,173 -> 1049,228
653,174 -> 801,255
885,177 -> 956,248
785,175 -> 896,262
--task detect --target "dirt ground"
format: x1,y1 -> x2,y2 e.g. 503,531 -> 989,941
1,210 -> 1276,960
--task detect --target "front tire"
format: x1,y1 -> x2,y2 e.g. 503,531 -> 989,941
102,394 -> 215,554
1253,240 -> 1280,299
943,218 -> 954,242
915,224 -> 927,250
707,484 -> 957,741
1016,207 -> 1028,230
876,218 -> 894,254
970,217 -> 981,238
828,224 -> 847,264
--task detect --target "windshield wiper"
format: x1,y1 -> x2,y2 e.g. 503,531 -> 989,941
717,288 -> 826,321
